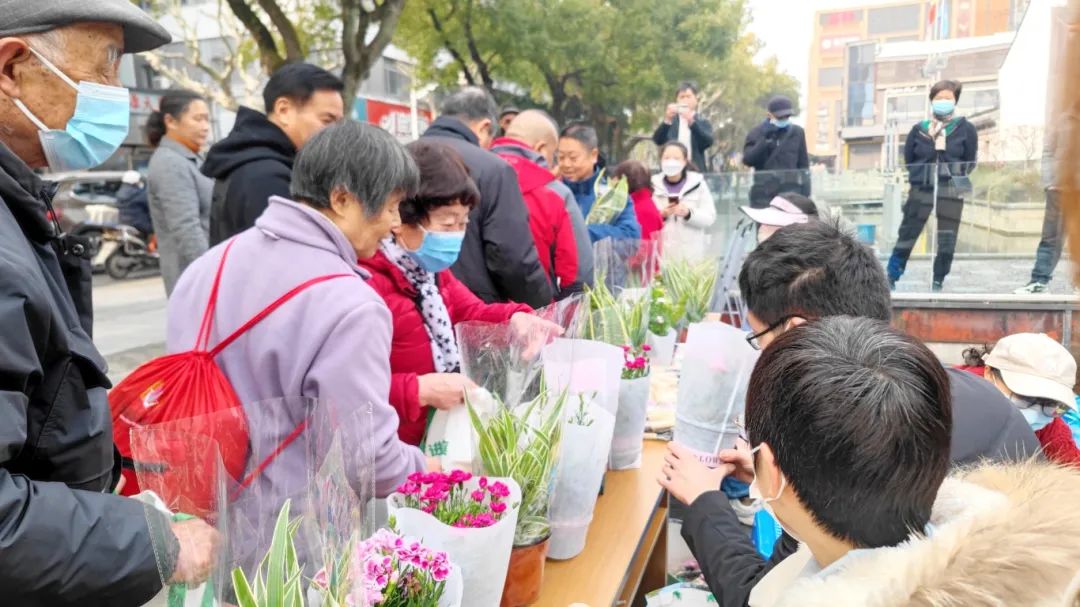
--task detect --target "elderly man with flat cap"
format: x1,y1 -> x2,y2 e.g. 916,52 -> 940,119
0,1 -> 218,605
741,94 -> 811,209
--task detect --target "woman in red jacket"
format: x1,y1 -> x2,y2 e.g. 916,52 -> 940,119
361,140 -> 561,445
610,160 -> 663,243
965,333 -> 1080,467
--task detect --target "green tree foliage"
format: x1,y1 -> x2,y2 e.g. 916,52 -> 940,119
136,0 -> 405,114
395,0 -> 795,161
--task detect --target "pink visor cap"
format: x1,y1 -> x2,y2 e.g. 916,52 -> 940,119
740,196 -> 811,228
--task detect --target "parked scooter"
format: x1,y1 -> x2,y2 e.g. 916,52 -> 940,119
104,225 -> 159,280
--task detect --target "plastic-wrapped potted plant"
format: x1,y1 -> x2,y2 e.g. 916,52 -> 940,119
646,278 -> 684,367
584,279 -> 653,470
387,471 -> 521,607
541,338 -> 622,560
468,388 -> 567,607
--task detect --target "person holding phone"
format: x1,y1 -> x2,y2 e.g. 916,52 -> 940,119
651,142 -> 717,235
652,81 -> 715,171
742,95 -> 810,209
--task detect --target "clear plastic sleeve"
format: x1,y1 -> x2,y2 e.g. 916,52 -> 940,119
227,397 -> 376,591
674,322 -> 759,461
131,410 -> 235,607
593,237 -> 659,293
134,397 -> 378,605
542,339 -> 623,559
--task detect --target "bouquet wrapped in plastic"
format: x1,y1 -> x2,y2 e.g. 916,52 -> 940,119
425,297 -> 582,473
387,472 -> 520,607
541,338 -> 623,559
134,397 -> 381,606
584,170 -> 630,226
674,323 -> 759,462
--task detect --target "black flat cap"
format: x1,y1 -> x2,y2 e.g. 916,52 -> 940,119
767,95 -> 795,119
0,0 -> 171,54
499,105 -> 521,119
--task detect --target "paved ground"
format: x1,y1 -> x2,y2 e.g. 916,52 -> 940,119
888,256 -> 1076,294
92,274 -> 167,383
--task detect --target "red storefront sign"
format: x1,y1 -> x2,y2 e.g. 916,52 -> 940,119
365,98 -> 432,141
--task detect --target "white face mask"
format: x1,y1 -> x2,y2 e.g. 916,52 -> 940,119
661,159 -> 686,178
749,444 -> 802,542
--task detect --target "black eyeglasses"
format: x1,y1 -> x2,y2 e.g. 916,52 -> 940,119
745,315 -> 800,350
1018,398 -> 1070,418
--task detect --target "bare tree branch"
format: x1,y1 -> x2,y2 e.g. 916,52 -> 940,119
223,0 -> 284,73
425,5 -> 477,85
254,0 -> 305,62
461,0 -> 494,91
341,0 -> 407,113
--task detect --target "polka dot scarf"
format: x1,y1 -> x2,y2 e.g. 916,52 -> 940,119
381,237 -> 461,373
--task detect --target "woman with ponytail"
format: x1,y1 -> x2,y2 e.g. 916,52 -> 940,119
145,89 -> 213,294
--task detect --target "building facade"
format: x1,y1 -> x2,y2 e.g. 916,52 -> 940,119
807,0 -> 1017,166
840,33 -> 1013,170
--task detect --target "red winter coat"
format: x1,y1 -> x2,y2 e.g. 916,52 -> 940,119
492,137 -> 578,294
360,251 -> 532,445
1036,417 -> 1080,468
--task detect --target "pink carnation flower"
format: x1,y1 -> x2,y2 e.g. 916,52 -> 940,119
488,481 -> 510,499
448,469 -> 472,484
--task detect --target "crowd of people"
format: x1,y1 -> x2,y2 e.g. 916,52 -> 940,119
1,2 -> 1079,606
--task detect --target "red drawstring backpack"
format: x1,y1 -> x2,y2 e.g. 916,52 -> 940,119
109,239 -> 350,516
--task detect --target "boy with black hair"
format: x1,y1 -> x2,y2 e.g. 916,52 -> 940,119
660,219 -> 1039,607
664,318 -> 1080,606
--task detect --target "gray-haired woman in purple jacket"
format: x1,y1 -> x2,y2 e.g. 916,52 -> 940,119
167,121 -> 431,499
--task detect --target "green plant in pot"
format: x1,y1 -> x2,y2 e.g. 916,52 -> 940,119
468,386 -> 567,607
662,258 -> 718,328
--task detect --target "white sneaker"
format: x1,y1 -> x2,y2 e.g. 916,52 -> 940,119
1015,282 -> 1049,294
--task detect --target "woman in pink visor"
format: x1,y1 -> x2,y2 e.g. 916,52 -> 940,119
740,192 -> 819,242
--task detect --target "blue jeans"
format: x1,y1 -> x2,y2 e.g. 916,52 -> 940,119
1031,189 -> 1063,284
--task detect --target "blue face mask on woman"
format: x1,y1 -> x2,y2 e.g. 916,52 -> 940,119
1011,395 -> 1059,432
407,226 -> 466,273
12,47 -> 131,172
931,99 -> 956,118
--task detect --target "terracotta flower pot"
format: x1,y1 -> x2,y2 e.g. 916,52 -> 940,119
500,533 -> 550,607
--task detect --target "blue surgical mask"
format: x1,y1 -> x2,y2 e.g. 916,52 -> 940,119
748,444 -> 801,542
771,118 -> 791,129
12,47 -> 130,172
1019,405 -> 1055,432
407,226 -> 466,273
931,100 -> 955,118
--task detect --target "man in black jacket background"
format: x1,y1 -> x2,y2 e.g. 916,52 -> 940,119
0,4 -> 217,605
204,63 -> 344,245
742,95 -> 810,208
422,87 -> 553,308
652,81 -> 714,172
659,220 -> 1039,607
